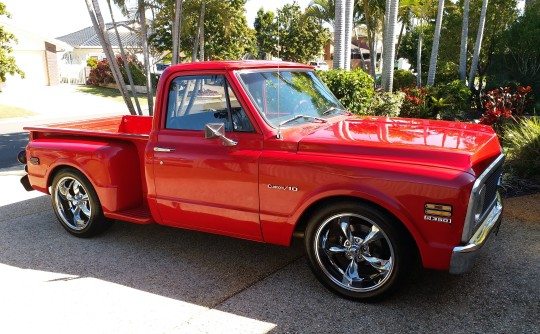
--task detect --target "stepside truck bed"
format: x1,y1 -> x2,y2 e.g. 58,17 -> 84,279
23,115 -> 153,139
24,115 -> 154,224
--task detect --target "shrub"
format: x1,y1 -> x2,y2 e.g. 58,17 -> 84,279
435,61 -> 460,84
86,57 -> 98,70
393,70 -> 416,91
318,68 -> 375,114
86,59 -> 114,86
399,87 -> 432,118
430,80 -> 472,120
503,117 -> 540,180
86,54 -> 147,87
367,91 -> 405,117
480,85 -> 533,134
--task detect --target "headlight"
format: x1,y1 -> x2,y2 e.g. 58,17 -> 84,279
474,184 -> 487,223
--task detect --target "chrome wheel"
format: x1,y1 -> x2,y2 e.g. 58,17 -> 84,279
313,213 -> 395,293
54,176 -> 92,231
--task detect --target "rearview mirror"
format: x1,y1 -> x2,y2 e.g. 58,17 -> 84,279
204,123 -> 237,146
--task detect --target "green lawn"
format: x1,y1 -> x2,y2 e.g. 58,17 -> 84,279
0,105 -> 37,118
77,85 -> 153,107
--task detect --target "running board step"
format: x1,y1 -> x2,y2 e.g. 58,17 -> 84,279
105,206 -> 154,224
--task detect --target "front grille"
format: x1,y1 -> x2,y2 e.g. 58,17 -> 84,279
482,165 -> 503,214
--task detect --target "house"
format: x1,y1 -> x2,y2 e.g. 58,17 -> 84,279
57,21 -> 140,64
0,20 -> 72,87
323,33 -> 382,72
56,22 -> 141,84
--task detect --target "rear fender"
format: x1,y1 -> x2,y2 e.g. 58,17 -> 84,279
27,139 -> 142,213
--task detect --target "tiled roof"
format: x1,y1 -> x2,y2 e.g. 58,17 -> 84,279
56,22 -> 140,49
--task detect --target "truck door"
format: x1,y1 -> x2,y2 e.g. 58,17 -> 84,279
152,74 -> 263,241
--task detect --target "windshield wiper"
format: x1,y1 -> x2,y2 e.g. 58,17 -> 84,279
276,115 -> 327,139
321,106 -> 344,116
279,114 -> 327,127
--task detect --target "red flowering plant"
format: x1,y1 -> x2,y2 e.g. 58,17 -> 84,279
480,85 -> 533,134
86,54 -> 146,87
86,59 -> 114,86
399,87 -> 433,119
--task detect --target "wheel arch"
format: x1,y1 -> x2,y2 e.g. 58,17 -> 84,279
292,194 -> 423,266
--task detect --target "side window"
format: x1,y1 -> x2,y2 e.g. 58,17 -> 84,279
166,75 -> 254,132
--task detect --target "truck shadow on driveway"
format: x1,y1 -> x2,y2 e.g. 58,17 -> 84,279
0,196 -> 538,333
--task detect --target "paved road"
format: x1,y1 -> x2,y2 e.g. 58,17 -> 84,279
0,132 -> 27,171
0,173 -> 538,333
0,84 -> 129,170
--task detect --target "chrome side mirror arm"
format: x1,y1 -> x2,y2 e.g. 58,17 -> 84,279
204,123 -> 238,147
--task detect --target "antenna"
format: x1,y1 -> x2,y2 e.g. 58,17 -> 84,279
276,7 -> 281,139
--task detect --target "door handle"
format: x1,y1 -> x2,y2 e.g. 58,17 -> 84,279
154,147 -> 176,153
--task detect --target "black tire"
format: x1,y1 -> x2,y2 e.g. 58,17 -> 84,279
51,168 -> 112,238
304,200 -> 413,301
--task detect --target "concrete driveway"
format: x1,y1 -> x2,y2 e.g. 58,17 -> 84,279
0,170 -> 538,334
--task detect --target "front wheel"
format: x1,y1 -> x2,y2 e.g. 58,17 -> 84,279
51,168 -> 112,238
304,201 -> 413,301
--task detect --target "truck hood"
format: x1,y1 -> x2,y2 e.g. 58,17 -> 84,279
297,117 -> 502,175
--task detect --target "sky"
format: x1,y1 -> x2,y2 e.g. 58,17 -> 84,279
1,0 -> 311,39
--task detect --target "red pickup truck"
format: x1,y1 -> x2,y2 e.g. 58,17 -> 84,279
19,61 -> 504,300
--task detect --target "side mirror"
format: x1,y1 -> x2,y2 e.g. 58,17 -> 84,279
204,123 -> 238,146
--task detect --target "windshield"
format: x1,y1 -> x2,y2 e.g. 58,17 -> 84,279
237,70 -> 345,128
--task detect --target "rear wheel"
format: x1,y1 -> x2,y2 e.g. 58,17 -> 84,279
304,201 -> 412,301
51,169 -> 112,237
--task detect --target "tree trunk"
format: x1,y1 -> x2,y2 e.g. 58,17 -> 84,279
199,0 -> 206,61
86,0 -> 136,115
139,0 -> 154,116
427,0 -> 445,86
381,0 -> 390,85
468,0 -> 489,90
459,0 -> 470,84
395,18 -> 406,59
333,0 -> 345,69
107,0 -> 142,115
370,37 -> 377,81
172,0 -> 183,65
382,0 -> 399,92
417,33 -> 422,87
344,0 -> 354,70
192,0 -> 205,62
355,28 -> 367,72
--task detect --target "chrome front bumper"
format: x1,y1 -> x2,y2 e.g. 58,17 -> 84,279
449,193 -> 503,274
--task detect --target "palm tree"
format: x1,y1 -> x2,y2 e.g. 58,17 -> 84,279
171,0 -> 183,65
459,0 -> 470,84
106,0 -> 143,115
381,0 -> 399,92
138,0 -> 154,115
426,0 -> 445,86
468,0 -> 489,90
417,33 -> 422,86
333,0 -> 345,69
344,0 -> 355,69
362,0 -> 385,79
192,0 -> 206,61
306,0 -> 336,27
85,0 -> 137,115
